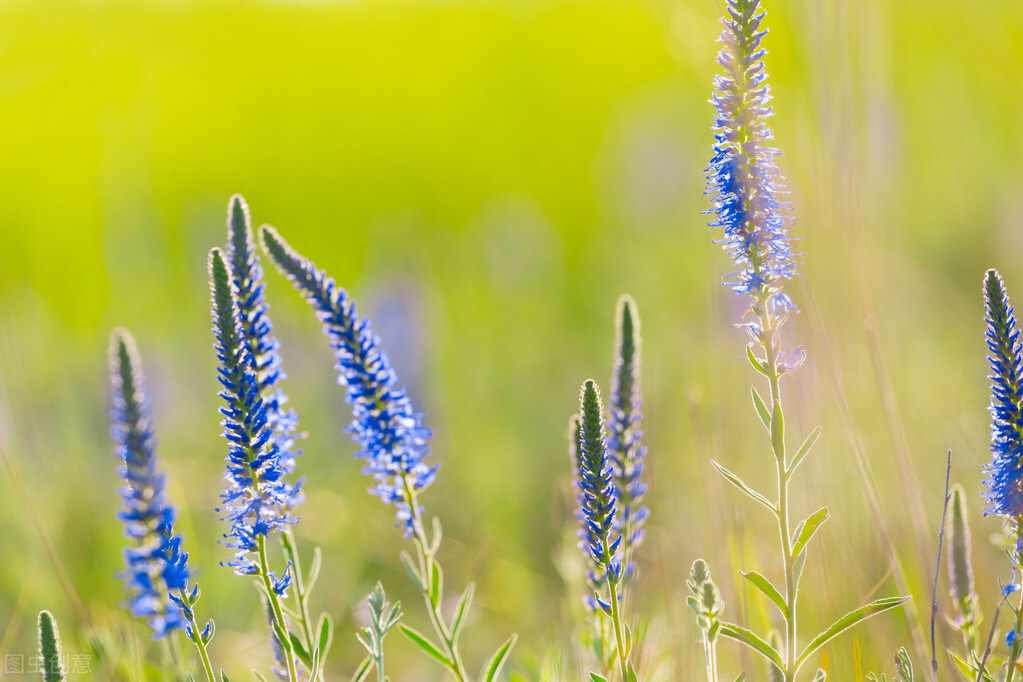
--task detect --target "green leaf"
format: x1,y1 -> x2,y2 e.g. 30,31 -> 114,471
401,551 -> 424,590
949,651 -> 997,682
751,388 -> 771,431
307,546 -> 322,593
710,460 -> 776,513
626,660 -> 638,682
452,582 -> 475,639
429,559 -> 443,610
791,507 -> 830,559
796,596 -> 910,670
770,400 -> 785,461
793,549 -> 808,588
187,675 -> 196,682
719,622 -> 784,669
788,426 -> 822,476
741,570 -> 788,619
220,671 -> 230,682
317,613 -> 334,662
747,346 -> 769,376
350,657 -> 373,682
290,632 -> 313,668
812,669 -> 826,681
482,633 -> 517,681
37,610 -> 66,682
309,647 -> 321,682
398,625 -> 455,671
253,673 -> 269,682
589,675 -> 609,682
732,675 -> 746,682
430,516 -> 443,555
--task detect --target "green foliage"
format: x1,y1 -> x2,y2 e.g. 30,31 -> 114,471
37,611 -> 65,682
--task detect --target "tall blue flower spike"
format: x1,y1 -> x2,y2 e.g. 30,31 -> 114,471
260,226 -> 436,536
706,0 -> 797,316
208,248 -> 298,584
225,195 -> 303,510
109,328 -> 190,639
569,414 -> 606,611
607,295 -> 647,583
982,269 -> 1023,519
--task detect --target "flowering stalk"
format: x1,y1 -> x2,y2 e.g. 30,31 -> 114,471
109,328 -> 218,681
208,248 -> 299,682
223,195 -> 323,678
980,269 -> 1023,679
261,226 -> 515,681
608,295 -> 647,588
577,379 -> 630,681
686,560 -> 723,682
946,484 -> 980,651
706,1 -> 905,678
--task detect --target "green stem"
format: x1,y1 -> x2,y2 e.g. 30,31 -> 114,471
283,530 -> 319,676
600,536 -> 629,682
1008,529 -> 1023,682
401,476 -> 469,682
759,300 -> 797,682
702,634 -> 717,682
176,591 -> 216,682
258,535 -> 300,682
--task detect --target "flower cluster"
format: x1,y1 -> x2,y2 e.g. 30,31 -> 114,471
706,0 -> 796,314
225,195 -> 303,508
607,295 -> 647,581
982,268 -> 1023,519
109,328 -> 190,638
577,380 -> 622,613
260,225 -> 436,536
569,414 -> 607,609
209,247 -> 299,584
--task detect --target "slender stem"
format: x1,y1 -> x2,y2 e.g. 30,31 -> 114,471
176,591 -> 216,682
258,535 -> 300,682
401,476 -> 469,682
758,301 -> 797,682
375,651 -> 386,682
606,572 -> 629,682
284,530 -> 318,666
1008,524 -> 1023,682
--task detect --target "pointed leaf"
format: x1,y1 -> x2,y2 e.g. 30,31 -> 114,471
350,657 -> 373,682
317,613 -> 333,662
791,507 -> 830,559
711,460 -> 776,513
770,400 -> 785,461
452,582 -> 475,639
747,347 -> 769,376
398,625 -> 455,671
482,634 -> 517,682
430,517 -> 443,555
812,670 -> 826,681
788,426 -> 822,476
290,632 -> 313,667
589,675 -> 608,682
751,388 -> 771,431
306,547 -> 322,593
741,570 -> 788,619
401,551 -> 424,590
732,675 -> 746,682
253,673 -> 269,682
949,651 -> 997,682
429,560 -> 443,610
626,660 -> 638,682
796,596 -> 910,670
719,622 -> 784,669
308,647 -> 320,682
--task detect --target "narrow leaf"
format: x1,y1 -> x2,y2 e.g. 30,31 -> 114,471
791,507 -> 830,559
732,675 -> 746,682
626,660 -> 638,682
399,625 -> 455,671
751,388 -> 771,431
317,613 -> 333,662
788,426 -> 822,476
741,570 -> 788,619
589,675 -> 609,682
401,551 -> 424,590
482,633 -> 518,682
290,632 -> 313,668
452,582 -> 475,639
719,622 -> 784,668
747,347 -> 769,376
770,400 -> 785,461
350,657 -> 373,682
796,597 -> 911,669
430,560 -> 443,610
307,547 -> 322,593
949,651 -> 997,682
220,672 -> 230,682
711,460 -> 776,513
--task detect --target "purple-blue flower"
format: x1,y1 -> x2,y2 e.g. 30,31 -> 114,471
706,0 -> 797,314
225,195 -> 304,510
982,269 -> 1023,518
607,295 -> 647,582
208,247 -> 299,584
577,379 -> 622,615
260,226 -> 436,536
109,328 -> 190,638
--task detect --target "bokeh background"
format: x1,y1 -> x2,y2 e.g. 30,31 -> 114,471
1,0 -> 1022,678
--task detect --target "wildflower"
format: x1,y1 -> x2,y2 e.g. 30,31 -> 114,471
225,195 -> 303,509
981,269 -> 1023,518
109,328 -> 190,638
569,414 -> 606,609
260,226 -> 435,536
706,0 -> 797,314
577,380 -> 622,608
607,295 -> 648,580
208,247 -> 298,584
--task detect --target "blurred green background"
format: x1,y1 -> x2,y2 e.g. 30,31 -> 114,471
1,0 -> 1022,678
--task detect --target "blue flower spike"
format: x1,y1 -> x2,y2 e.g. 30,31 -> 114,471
208,247 -> 301,682
577,379 -> 632,681
109,329 -> 218,680
608,295 -> 648,584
